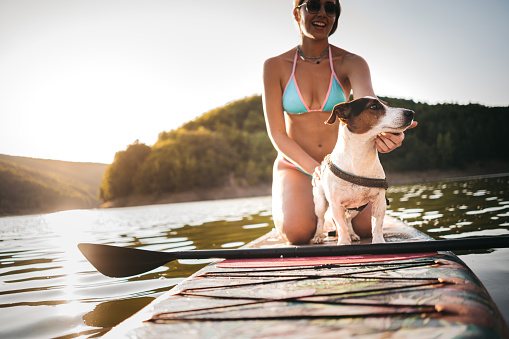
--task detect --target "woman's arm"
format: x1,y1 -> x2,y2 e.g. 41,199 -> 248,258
345,53 -> 417,152
262,57 -> 320,174
345,54 -> 376,99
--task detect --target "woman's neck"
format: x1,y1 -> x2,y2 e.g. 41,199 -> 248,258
298,39 -> 329,57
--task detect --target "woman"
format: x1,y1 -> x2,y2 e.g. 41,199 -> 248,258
263,0 -> 416,244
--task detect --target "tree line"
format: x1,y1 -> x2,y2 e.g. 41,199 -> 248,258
379,97 -> 509,171
99,95 -> 509,202
99,96 -> 275,202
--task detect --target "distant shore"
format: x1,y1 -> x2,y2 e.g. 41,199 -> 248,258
385,162 -> 509,186
100,162 -> 508,209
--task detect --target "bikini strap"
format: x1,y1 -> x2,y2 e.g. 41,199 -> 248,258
291,50 -> 299,75
328,46 -> 337,76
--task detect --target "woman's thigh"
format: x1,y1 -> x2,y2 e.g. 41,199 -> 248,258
271,158 -> 374,243
272,159 -> 316,244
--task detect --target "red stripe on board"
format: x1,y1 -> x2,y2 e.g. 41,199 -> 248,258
216,253 -> 437,268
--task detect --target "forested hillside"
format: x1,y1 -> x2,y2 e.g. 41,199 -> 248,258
379,97 -> 509,171
4,95 -> 506,215
99,95 -> 509,203
99,96 -> 276,201
0,155 -> 106,216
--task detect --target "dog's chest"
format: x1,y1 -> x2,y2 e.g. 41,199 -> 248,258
324,174 -> 382,209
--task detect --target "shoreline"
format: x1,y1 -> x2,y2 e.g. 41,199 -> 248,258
101,163 -> 509,209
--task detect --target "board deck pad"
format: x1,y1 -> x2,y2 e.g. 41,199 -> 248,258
216,252 -> 438,268
104,216 -> 508,338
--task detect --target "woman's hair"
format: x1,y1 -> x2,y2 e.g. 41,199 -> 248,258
294,0 -> 341,36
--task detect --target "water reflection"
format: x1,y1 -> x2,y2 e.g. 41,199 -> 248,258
1,178 -> 508,338
387,174 -> 509,240
82,297 -> 154,328
0,196 -> 274,338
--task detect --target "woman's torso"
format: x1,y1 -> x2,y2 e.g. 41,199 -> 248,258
279,45 -> 352,162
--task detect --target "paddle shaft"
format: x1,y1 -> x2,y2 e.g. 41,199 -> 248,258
78,235 -> 509,277
169,235 -> 509,260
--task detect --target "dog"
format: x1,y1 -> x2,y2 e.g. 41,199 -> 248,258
312,97 -> 414,245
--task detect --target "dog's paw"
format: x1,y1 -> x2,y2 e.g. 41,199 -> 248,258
312,233 -> 326,244
349,231 -> 361,242
372,234 -> 385,243
337,236 -> 352,246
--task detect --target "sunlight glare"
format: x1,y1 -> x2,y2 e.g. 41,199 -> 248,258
45,210 -> 96,258
45,210 -> 98,305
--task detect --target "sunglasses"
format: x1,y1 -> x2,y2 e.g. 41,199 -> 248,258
297,0 -> 338,18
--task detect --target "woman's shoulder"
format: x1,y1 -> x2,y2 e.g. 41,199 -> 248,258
264,48 -> 296,66
330,45 -> 366,62
263,48 -> 296,75
330,45 -> 369,70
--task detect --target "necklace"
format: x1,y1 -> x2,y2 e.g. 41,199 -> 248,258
297,45 -> 329,64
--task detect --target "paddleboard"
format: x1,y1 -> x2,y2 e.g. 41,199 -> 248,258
104,216 -> 508,338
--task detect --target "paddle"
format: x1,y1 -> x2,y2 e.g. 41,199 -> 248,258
78,235 -> 509,278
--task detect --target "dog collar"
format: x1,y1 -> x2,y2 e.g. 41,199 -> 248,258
324,154 -> 389,189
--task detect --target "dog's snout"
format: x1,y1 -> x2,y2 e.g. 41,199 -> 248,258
404,109 -> 414,119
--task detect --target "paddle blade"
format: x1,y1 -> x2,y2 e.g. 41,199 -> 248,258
78,243 -> 176,278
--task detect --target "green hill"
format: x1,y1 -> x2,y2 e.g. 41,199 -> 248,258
0,154 -> 106,216
99,95 -> 509,204
5,95 -> 507,215
99,96 -> 276,202
377,98 -> 509,171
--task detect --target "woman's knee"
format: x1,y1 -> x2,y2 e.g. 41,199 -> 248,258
351,203 -> 373,238
276,215 -> 316,245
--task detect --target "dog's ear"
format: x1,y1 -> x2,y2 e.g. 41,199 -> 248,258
325,102 -> 351,125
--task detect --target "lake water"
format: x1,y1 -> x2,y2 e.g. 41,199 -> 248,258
0,174 -> 508,338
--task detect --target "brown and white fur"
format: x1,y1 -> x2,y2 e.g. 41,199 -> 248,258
313,97 -> 414,245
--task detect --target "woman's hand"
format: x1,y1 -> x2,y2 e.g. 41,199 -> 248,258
376,121 -> 418,153
312,165 -> 323,187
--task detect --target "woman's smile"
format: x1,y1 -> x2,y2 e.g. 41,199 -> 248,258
311,20 -> 328,30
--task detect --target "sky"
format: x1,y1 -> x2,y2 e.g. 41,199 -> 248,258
1,0 -> 508,164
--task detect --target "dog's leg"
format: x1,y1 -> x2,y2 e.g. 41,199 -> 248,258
345,210 -> 361,242
371,193 -> 386,243
312,184 -> 328,244
330,205 -> 351,245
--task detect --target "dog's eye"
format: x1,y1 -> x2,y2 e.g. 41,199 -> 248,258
370,103 -> 380,110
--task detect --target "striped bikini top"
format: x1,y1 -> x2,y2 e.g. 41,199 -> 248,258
282,47 -> 347,114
